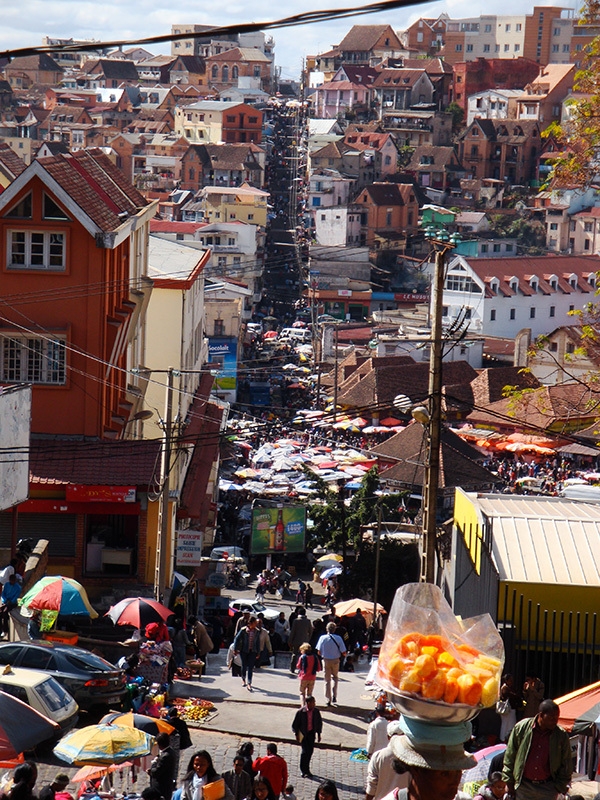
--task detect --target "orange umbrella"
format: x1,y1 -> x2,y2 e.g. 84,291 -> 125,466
73,762 -> 133,783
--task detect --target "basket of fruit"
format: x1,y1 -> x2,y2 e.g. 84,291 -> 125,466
376,583 -> 504,724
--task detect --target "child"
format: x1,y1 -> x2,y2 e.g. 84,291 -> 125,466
474,773 -> 507,800
283,786 -> 296,800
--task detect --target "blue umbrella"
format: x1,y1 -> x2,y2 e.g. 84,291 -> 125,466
320,566 -> 342,580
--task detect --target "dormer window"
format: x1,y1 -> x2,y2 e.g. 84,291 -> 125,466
490,278 -> 499,294
529,277 -> 538,292
510,279 -> 518,293
549,276 -> 558,290
569,275 -> 577,289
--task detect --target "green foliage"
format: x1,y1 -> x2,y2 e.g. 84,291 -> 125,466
488,214 -> 546,254
305,467 -> 417,601
445,101 -> 464,132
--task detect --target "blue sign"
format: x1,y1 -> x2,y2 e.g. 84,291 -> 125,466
208,337 -> 238,391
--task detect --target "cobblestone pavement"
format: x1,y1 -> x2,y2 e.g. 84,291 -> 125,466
32,729 -> 368,800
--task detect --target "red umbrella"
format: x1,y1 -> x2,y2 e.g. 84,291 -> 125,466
263,331 -> 278,339
380,416 -> 403,427
106,597 -> 172,628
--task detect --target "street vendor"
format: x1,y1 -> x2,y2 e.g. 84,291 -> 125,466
384,718 -> 475,800
137,622 -> 173,684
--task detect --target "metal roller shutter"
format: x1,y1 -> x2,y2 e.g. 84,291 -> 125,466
0,514 -> 77,557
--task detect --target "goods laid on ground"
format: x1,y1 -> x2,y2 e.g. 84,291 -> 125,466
171,697 -> 216,725
377,583 -> 504,723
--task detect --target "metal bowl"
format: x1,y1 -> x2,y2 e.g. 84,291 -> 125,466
387,691 -> 481,725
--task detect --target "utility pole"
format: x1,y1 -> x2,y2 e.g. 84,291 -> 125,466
155,367 -> 175,601
333,326 -> 339,423
373,502 -> 382,628
420,231 -> 459,584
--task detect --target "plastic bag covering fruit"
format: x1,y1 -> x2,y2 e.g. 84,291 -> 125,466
376,583 -> 504,711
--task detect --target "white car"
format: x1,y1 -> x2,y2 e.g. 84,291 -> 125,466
229,599 -> 280,621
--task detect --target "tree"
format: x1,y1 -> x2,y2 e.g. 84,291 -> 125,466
543,3 -> 600,187
488,214 -> 546,254
304,467 -> 415,600
445,102 -> 465,134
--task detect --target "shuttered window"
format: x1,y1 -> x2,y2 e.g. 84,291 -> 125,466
0,514 -> 77,557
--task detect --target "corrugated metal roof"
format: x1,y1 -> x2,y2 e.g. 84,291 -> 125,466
476,494 -> 600,586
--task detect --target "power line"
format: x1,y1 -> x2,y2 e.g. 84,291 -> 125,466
0,0 -> 432,61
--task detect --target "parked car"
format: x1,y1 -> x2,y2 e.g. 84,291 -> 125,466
229,599 -> 280,621
0,665 -> 78,733
0,641 -> 126,711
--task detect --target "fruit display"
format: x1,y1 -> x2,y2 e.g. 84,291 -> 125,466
376,583 -> 504,719
171,697 -> 216,725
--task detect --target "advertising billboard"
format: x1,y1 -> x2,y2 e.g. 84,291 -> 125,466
251,505 -> 306,555
208,337 -> 238,392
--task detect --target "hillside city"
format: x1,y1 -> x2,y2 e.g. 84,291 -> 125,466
2,7 -> 600,798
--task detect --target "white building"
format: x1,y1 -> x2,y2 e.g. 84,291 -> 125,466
466,89 -> 524,126
144,235 -> 210,442
434,253 -> 599,339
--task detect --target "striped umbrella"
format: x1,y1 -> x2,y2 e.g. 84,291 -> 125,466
0,690 -> 59,759
19,576 -> 98,618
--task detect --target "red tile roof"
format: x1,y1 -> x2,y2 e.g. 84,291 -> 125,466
29,438 -> 162,486
38,149 -> 150,232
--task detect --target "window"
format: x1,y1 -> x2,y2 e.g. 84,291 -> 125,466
490,309 -> 496,321
222,65 -> 229,82
228,237 -> 235,245
553,26 -> 560,35
493,243 -> 501,252
506,243 -> 514,252
566,342 -> 575,354
466,44 -> 473,52
505,23 -> 511,31
483,44 -> 490,52
552,44 -> 559,52
550,306 -> 555,317
530,307 -> 536,318
516,23 -> 522,31
485,24 -> 492,32
510,308 -> 516,320
212,65 -> 218,78
248,116 -> 258,124
481,243 -> 488,253
504,44 -> 510,52
514,44 -> 520,52
214,319 -> 224,335
5,194 -> 32,218
1,335 -> 66,384
569,304 -> 575,312
549,222 -> 558,231
550,342 -> 558,352
8,231 -> 65,271
563,44 -> 570,52
584,239 -> 590,250
247,214 -> 254,220
232,66 -> 239,79
226,115 -> 236,123
455,44 -> 463,52
217,256 -> 227,267
584,221 -> 593,232
254,66 -> 261,78
495,44 -> 500,52
442,306 -> 448,317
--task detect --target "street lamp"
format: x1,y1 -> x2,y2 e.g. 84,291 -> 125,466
419,227 -> 461,584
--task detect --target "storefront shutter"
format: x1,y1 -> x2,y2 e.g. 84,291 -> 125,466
0,514 -> 77,557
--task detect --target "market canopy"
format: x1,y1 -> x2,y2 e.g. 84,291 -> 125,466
334,598 -> 386,626
557,679 -> 600,736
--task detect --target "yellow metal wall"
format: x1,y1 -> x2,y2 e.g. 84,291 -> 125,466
453,488 -> 484,574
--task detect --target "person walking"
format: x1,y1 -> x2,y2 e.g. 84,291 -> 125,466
315,622 -> 347,706
233,615 -> 261,692
288,608 -> 313,674
292,696 -> 323,779
502,698 -> 572,799
366,705 -> 389,757
148,732 -> 176,800
0,573 -> 21,639
189,616 -> 214,666
365,722 -> 408,800
223,756 -> 252,800
296,643 -> 321,706
252,744 -> 288,799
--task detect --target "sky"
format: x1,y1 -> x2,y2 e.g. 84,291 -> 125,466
0,0 -> 581,80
